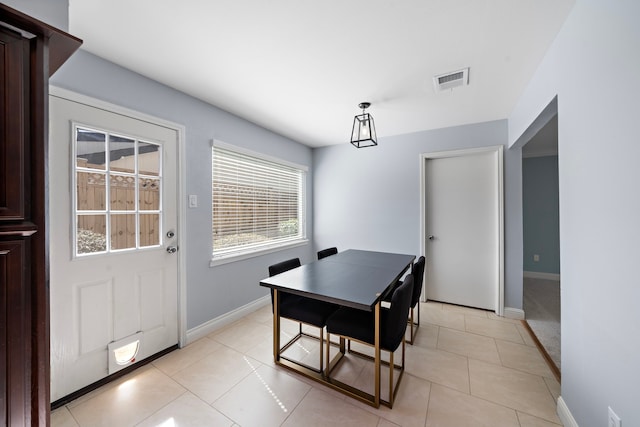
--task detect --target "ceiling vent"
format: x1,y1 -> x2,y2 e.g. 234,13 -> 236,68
433,68 -> 469,92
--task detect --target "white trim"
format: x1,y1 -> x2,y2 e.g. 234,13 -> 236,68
524,271 -> 561,281
419,146 -> 505,316
497,146 -> 505,317
557,396 -> 579,427
49,85 -> 189,348
210,239 -> 308,267
419,153 -> 426,302
186,296 -> 271,344
503,307 -> 525,320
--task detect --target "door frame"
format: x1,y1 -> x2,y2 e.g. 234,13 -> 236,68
419,146 -> 505,315
49,86 -> 188,347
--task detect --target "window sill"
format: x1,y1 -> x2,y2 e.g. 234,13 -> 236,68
209,239 -> 309,267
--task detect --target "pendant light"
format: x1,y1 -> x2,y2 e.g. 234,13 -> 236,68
350,102 -> 377,148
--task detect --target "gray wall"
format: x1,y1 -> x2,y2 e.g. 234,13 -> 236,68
49,51 -> 315,329
313,120 -> 525,310
509,0 -> 640,425
8,0 -> 315,331
522,156 -> 560,274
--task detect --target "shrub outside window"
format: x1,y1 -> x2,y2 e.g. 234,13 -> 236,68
211,141 -> 307,262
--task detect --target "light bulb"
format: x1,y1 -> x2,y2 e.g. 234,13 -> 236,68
360,120 -> 370,138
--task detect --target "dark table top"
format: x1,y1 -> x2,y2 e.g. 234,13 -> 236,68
260,249 -> 415,311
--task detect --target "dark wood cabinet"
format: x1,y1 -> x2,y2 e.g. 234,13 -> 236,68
0,5 -> 81,425
0,240 -> 29,425
0,27 -> 27,221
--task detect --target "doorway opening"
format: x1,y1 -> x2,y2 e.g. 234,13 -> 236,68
516,97 -> 561,379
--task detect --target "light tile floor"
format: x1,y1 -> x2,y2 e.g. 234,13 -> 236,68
52,302 -> 562,427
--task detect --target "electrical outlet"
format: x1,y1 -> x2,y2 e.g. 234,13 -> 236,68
533,254 -> 540,262
608,406 -> 621,427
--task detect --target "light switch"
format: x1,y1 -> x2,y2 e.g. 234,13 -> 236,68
188,194 -> 198,208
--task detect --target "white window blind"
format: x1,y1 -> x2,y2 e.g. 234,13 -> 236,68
212,144 -> 305,259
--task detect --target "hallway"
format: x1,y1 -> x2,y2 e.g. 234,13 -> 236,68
523,277 -> 561,373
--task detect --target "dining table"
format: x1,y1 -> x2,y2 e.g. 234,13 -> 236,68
259,249 -> 415,408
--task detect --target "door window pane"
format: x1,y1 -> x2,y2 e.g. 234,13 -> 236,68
139,214 -> 160,247
76,171 -> 106,210
77,215 -> 107,254
139,178 -> 160,211
109,135 -> 136,174
110,174 -> 136,211
110,214 -> 136,250
76,128 -> 106,170
138,142 -> 160,176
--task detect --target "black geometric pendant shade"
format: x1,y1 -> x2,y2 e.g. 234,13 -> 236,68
350,102 -> 377,148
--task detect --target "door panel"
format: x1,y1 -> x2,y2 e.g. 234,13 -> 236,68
0,29 -> 26,221
424,148 -> 502,311
49,94 -> 179,401
78,280 -> 112,355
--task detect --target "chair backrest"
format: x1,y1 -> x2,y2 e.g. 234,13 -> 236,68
268,258 -> 301,277
267,258 -> 301,310
410,256 -> 426,308
384,274 -> 414,351
317,247 -> 338,260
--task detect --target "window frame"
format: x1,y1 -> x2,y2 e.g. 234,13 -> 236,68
209,140 -> 308,267
72,123 -> 165,258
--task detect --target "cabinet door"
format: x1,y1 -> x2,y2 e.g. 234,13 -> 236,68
0,239 -> 29,426
0,28 -> 27,221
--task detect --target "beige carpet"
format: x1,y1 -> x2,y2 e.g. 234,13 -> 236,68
523,277 -> 561,371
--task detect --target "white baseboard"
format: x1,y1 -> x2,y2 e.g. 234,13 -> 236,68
503,307 -> 525,320
185,296 -> 271,345
524,271 -> 560,281
557,396 -> 579,427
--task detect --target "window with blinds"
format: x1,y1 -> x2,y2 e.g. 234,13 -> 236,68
212,143 -> 306,260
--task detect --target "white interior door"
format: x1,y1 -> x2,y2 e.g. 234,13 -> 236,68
49,93 -> 179,401
422,147 -> 503,312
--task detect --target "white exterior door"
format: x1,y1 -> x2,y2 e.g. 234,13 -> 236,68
422,147 -> 503,312
49,93 -> 180,401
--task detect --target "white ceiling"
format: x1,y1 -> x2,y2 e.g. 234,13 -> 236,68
68,0 -> 575,148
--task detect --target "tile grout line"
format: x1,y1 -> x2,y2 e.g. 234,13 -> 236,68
423,381 -> 433,427
133,389 -> 189,427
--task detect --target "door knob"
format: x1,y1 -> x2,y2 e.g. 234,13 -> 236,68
428,235 -> 434,240
166,246 -> 178,254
